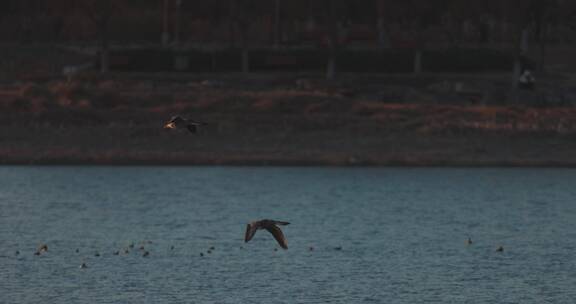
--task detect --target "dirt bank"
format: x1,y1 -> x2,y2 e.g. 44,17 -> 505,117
1,73 -> 576,166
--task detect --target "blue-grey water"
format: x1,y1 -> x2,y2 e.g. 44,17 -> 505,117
1,167 -> 576,303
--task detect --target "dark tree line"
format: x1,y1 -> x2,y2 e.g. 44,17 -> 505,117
3,0 -> 575,45
2,0 -> 575,80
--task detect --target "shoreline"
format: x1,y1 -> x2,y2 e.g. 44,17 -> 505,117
2,157 -> 576,168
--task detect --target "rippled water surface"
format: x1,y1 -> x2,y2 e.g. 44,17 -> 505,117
1,166 -> 576,303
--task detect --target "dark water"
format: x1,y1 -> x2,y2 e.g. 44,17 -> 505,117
1,167 -> 576,303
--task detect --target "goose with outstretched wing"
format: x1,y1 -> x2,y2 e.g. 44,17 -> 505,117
163,115 -> 208,134
245,219 -> 290,249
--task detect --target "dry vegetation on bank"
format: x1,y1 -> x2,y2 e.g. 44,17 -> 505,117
1,73 -> 576,166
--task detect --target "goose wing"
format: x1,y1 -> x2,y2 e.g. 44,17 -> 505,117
265,224 -> 288,249
271,220 -> 290,226
188,120 -> 208,126
245,223 -> 258,242
186,124 -> 198,133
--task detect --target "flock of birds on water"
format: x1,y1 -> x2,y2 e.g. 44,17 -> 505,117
18,240 -> 223,269
11,115 -> 507,269
14,219 -> 296,270
13,235 -> 504,270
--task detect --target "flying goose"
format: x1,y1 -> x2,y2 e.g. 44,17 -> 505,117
245,219 -> 290,249
163,115 -> 207,134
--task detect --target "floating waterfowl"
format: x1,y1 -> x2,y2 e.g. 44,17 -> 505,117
245,219 -> 290,249
496,246 -> 504,252
38,244 -> 48,253
143,251 -> 149,257
466,238 -> 473,245
79,263 -> 88,269
163,115 -> 208,134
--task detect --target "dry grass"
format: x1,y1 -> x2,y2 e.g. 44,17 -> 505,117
2,78 -> 576,165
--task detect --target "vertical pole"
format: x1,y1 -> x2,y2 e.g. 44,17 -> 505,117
162,0 -> 169,46
229,0 -> 236,48
326,0 -> 338,80
174,0 -> 182,47
414,50 -> 422,74
512,26 -> 523,90
274,0 -> 281,47
377,0 -> 387,48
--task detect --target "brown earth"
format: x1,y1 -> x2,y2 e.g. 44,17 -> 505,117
1,72 -> 576,166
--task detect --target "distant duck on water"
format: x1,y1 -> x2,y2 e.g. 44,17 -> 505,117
34,244 -> 48,255
163,115 -> 208,134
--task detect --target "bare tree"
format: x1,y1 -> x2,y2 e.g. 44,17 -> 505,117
324,0 -> 346,80
411,1 -> 426,74
81,0 -> 116,73
17,0 -> 38,43
504,0 -> 531,88
174,0 -> 183,47
529,0 -> 553,73
528,0 -> 576,73
376,0 -> 392,48
161,0 -> 170,46
387,0 -> 447,74
442,0 -> 487,47
273,0 -> 282,47
229,0 -> 252,73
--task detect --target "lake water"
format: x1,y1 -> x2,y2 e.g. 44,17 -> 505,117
1,166 -> 576,303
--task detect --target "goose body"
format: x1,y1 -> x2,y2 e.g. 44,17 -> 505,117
245,219 -> 290,249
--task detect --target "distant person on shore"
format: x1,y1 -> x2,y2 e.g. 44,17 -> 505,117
518,70 -> 535,90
